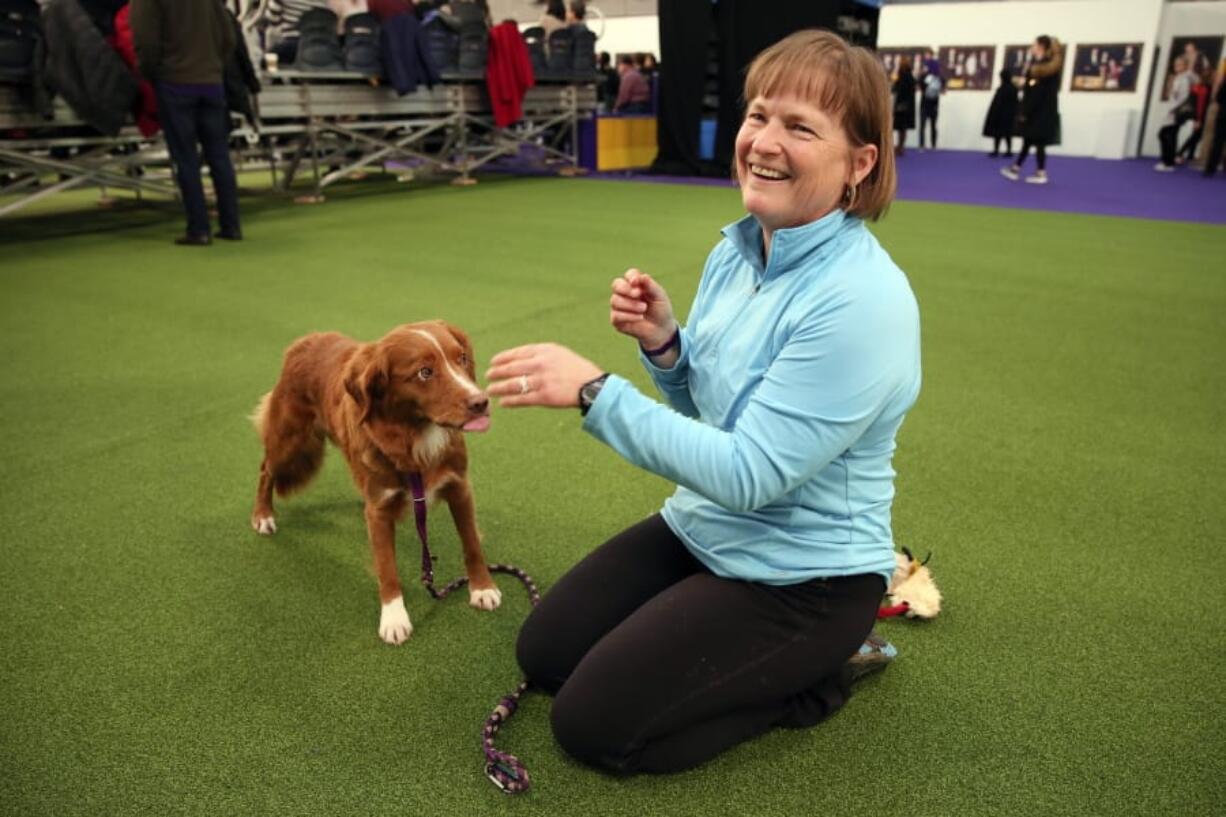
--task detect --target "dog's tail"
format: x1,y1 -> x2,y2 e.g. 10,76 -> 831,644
250,392 -> 273,436
251,390 -> 326,498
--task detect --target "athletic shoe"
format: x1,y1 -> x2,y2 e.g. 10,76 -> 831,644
846,631 -> 898,683
1000,165 -> 1020,181
1154,162 -> 1176,172
1025,172 -> 1049,184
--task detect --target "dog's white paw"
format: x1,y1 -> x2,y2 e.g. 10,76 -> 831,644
252,515 -> 277,535
469,586 -> 502,611
379,596 -> 413,645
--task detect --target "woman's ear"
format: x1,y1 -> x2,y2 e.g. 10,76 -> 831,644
850,142 -> 879,187
343,345 -> 387,424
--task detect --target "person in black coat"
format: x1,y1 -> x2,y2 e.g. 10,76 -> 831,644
892,55 -> 916,157
1001,35 -> 1062,184
983,68 -> 1018,157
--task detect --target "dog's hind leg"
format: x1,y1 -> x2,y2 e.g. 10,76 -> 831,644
250,390 -> 326,535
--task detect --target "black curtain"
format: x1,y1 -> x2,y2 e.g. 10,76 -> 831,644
652,0 -> 860,177
713,1 -> 839,173
650,0 -> 715,176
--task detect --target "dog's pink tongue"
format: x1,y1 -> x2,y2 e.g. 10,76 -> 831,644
462,416 -> 491,433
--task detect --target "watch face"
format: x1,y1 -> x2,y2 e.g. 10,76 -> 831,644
580,375 -> 608,411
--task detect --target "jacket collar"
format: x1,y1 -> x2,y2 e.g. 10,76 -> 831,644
722,208 -> 854,281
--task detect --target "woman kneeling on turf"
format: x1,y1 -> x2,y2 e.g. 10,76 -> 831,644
485,29 -> 921,774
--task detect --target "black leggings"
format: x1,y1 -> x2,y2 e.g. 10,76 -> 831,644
516,515 -> 884,774
1015,139 -> 1046,171
920,106 -> 938,147
992,136 -> 1013,155
1159,113 -> 1193,166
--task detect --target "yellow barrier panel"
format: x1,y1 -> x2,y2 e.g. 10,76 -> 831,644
596,116 -> 658,171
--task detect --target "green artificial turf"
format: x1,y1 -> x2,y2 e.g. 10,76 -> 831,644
1,175 -> 1223,817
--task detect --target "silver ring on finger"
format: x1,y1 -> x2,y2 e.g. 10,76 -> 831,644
518,374 -> 530,395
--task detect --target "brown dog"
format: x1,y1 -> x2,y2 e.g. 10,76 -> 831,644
250,321 -> 498,645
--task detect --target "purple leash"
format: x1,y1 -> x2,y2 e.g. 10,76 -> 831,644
406,472 -> 541,794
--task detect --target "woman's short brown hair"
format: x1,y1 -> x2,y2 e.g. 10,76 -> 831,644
742,29 -> 896,221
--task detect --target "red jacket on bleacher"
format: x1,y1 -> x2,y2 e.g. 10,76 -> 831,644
109,4 -> 160,137
486,21 -> 534,128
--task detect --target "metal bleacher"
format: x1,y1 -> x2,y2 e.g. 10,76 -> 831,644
0,22 -> 598,217
246,70 -> 596,202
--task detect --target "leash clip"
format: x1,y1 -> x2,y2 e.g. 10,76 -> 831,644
485,760 -> 529,794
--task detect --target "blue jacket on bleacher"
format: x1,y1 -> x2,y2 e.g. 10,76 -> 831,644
381,12 -> 440,95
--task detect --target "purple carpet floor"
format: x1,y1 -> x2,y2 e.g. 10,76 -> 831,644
568,149 -> 1226,226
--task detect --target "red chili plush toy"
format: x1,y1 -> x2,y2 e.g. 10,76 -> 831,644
878,547 -> 942,620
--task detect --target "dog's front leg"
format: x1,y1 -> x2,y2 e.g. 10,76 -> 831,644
440,480 -> 501,612
365,498 -> 412,645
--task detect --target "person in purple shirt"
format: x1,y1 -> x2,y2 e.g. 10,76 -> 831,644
131,0 -> 241,245
614,54 -> 651,114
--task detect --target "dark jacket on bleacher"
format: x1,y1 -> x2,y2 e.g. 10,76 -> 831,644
381,12 -> 439,96
129,0 -> 233,85
41,0 -> 137,135
224,9 -> 260,130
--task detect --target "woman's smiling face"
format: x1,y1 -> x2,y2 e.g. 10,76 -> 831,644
736,93 -> 862,237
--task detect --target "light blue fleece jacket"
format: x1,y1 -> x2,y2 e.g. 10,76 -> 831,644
582,208 -> 921,586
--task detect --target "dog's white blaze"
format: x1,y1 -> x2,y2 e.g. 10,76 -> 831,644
379,595 -> 413,644
413,423 -> 450,465
409,329 -> 481,397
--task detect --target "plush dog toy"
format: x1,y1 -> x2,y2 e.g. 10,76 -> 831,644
879,547 -> 942,619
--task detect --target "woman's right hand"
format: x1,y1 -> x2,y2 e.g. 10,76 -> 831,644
609,268 -> 677,350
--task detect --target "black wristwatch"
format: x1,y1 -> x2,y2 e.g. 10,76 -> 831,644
578,374 -> 610,417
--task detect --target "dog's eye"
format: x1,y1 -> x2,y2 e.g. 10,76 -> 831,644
458,353 -> 469,366
418,367 -> 434,381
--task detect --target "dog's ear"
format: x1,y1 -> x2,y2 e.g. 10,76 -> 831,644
438,320 -> 476,378
343,345 -> 387,424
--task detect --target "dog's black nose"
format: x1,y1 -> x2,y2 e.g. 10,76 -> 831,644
468,396 -> 489,415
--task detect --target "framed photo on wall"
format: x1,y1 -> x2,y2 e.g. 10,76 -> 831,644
937,45 -> 996,90
1161,36 -> 1224,99
877,46 -> 930,81
1071,43 -> 1144,91
1003,44 -> 1031,76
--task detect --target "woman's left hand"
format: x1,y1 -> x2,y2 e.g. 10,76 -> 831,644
486,343 -> 604,408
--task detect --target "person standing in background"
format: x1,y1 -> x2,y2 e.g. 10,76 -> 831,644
892,55 -> 916,157
1174,66 -> 1213,168
1001,35 -> 1062,185
1156,56 -> 1198,171
983,68 -> 1018,157
613,54 -> 650,114
918,58 -> 942,149
131,0 -> 242,245
597,51 -> 618,112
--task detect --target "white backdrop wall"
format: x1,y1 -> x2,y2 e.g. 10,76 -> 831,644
587,15 -> 660,60
1141,1 -> 1226,157
879,0 -> 1166,157
517,14 -> 659,60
